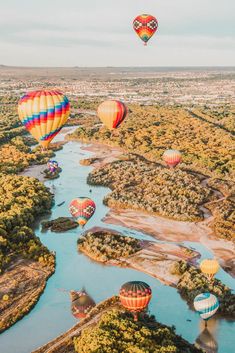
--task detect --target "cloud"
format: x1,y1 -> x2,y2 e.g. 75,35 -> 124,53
0,0 -> 234,66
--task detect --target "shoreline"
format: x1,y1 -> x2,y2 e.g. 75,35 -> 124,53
0,259 -> 54,333
78,140 -> 235,278
78,226 -> 200,287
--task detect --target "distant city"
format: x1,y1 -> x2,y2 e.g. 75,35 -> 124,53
1,66 -> 234,107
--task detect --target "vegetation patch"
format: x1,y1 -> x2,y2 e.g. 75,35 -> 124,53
78,230 -> 141,262
73,310 -> 203,353
42,217 -> 78,233
69,104 -> 234,179
87,154 -> 213,221
171,261 -> 235,317
0,174 -> 53,272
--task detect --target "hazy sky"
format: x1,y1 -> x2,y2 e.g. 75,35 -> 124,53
0,0 -> 234,66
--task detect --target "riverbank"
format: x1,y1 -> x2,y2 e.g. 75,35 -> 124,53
77,142 -> 235,277
78,228 -> 235,318
32,296 -> 120,353
78,227 -> 200,286
32,296 -> 203,353
0,258 -> 54,333
103,208 -> 235,277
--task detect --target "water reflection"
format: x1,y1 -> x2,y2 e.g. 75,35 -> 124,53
195,319 -> 218,353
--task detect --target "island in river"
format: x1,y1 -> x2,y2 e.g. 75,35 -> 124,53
78,228 -> 235,318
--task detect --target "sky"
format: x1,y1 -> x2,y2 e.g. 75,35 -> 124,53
0,0 -> 234,67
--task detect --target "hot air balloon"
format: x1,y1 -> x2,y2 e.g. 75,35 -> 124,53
70,289 -> 95,319
47,160 -> 59,174
133,14 -> 158,46
200,259 -> 220,281
97,100 -> 127,130
18,90 -> 70,149
119,281 -> 152,321
163,149 -> 182,168
69,197 -> 96,227
194,293 -> 219,327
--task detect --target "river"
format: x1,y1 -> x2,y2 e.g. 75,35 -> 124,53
0,139 -> 234,353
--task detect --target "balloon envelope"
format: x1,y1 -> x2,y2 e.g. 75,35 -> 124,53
133,14 -> 158,45
47,160 -> 59,173
69,197 -> 96,227
18,90 -> 70,148
163,149 -> 182,168
97,100 -> 127,130
194,293 -> 219,321
119,281 -> 152,313
200,259 -> 220,279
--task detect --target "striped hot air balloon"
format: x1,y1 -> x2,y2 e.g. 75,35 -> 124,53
119,281 -> 152,321
18,90 -> 70,149
194,293 -> 219,326
133,14 -> 158,45
69,197 -> 96,227
200,259 -> 220,280
97,100 -> 128,130
163,149 -> 182,168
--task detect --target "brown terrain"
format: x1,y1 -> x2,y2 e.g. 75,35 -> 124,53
79,227 -> 200,286
80,143 -> 235,277
0,258 -> 54,333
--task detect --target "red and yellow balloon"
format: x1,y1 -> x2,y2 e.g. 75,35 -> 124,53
69,197 -> 96,227
97,100 -> 127,130
119,281 -> 152,321
133,14 -> 158,45
18,90 -> 70,149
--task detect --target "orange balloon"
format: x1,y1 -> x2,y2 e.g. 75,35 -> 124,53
97,100 -> 127,130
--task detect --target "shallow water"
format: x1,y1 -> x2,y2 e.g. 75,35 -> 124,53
0,141 -> 234,353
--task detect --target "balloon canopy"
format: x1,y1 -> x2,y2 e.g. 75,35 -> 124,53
47,160 -> 59,173
18,90 -> 70,148
133,14 -> 158,45
194,293 -> 219,321
97,100 -> 128,130
163,149 -> 182,168
69,197 -> 96,227
119,281 -> 152,318
200,259 -> 220,279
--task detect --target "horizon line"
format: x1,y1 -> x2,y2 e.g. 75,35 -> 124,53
1,64 -> 235,69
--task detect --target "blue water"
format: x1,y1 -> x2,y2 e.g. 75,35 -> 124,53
0,141 -> 234,353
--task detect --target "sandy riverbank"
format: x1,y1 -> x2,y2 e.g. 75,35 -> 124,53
78,226 -> 200,287
80,143 -> 235,278
103,209 -> 235,277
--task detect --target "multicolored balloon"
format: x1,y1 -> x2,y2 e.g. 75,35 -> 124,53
200,259 -> 220,280
163,149 -> 182,168
18,90 -> 70,149
47,160 -> 59,173
69,197 -> 96,227
97,100 -> 128,130
133,14 -> 158,45
194,293 -> 219,323
119,281 -> 152,321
